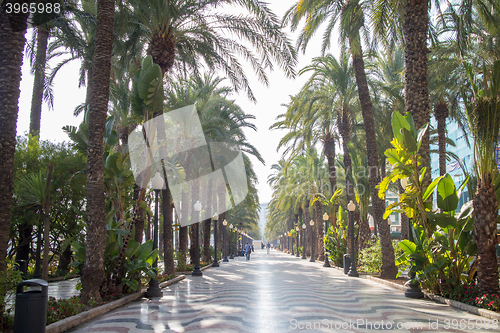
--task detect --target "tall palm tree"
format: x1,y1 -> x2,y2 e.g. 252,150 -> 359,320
300,54 -> 358,214
80,0 -> 115,304
0,4 -> 29,322
464,60 -> 500,296
285,0 -> 398,278
124,0 -> 296,99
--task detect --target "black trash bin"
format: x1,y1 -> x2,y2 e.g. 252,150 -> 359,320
14,279 -> 48,333
343,254 -> 351,275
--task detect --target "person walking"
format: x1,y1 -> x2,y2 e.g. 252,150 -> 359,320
266,242 -> 270,254
245,242 -> 251,260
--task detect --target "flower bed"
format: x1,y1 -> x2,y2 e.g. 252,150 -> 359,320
440,283 -> 500,313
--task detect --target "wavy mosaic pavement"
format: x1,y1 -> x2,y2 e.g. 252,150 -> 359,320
68,250 -> 499,332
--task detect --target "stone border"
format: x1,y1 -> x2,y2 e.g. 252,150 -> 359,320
364,275 -> 500,321
46,275 -> 186,333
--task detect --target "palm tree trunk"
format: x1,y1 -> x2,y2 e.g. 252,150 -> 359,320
404,0 -> 431,189
435,100 -> 449,176
29,26 -> 49,137
314,200 -> 324,261
80,0 -> 115,304
162,189 -> 175,275
304,206 -> 311,256
179,190 -> 189,265
83,68 -> 93,123
0,8 -> 28,323
340,110 -> 354,255
179,226 -> 188,265
133,184 -> 145,243
42,164 -> 53,281
202,180 -> 213,263
324,133 -> 337,220
349,38 -> 397,279
473,182 -> 500,295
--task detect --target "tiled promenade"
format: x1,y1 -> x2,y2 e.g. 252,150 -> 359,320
67,250 -> 498,332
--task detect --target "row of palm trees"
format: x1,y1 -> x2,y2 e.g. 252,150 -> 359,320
0,0 -> 298,311
265,0 -> 500,291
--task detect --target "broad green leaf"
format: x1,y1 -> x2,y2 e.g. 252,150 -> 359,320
402,128 -> 418,152
398,239 -> 416,255
433,214 -> 458,229
385,149 -> 402,165
416,123 -> 429,151
437,174 -> 458,212
419,167 -> 427,183
404,112 -> 417,134
378,176 -> 391,199
422,176 -> 443,202
392,111 -> 410,141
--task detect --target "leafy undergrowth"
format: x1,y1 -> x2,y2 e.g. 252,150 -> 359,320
440,283 -> 500,313
175,262 -> 210,272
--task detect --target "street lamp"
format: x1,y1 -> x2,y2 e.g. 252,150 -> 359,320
212,213 -> 219,267
309,220 -> 315,262
222,219 -> 229,262
301,223 -> 307,259
347,200 -> 359,277
291,229 -> 294,256
229,224 -> 234,259
401,178 -> 424,298
192,200 -> 203,276
146,173 -> 164,297
295,226 -> 300,257
323,213 -> 331,267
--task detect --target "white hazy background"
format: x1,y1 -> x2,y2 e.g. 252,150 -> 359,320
15,0 -> 338,205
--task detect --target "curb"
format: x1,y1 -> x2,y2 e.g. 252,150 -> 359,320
364,275 -> 500,321
46,275 -> 186,333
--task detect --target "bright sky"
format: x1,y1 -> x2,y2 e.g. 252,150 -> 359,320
15,0 -> 334,205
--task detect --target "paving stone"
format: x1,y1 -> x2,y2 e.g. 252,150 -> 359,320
65,250 -> 500,332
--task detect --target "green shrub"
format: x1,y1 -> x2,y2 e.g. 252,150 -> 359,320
46,296 -> 85,325
358,239 -> 383,273
359,239 -> 403,275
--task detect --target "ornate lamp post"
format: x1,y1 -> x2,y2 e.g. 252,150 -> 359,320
222,219 -> 229,262
291,229 -> 294,255
229,224 -> 234,259
295,226 -> 300,257
301,223 -> 307,259
347,200 -> 359,277
401,178 -> 424,298
309,220 -> 315,262
146,173 -> 164,297
212,213 -> 219,267
192,200 -> 203,276
323,213 -> 331,267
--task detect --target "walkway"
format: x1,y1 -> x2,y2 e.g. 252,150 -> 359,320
67,250 -> 497,332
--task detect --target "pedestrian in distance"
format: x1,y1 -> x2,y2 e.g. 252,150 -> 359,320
245,242 -> 251,260
266,242 -> 270,254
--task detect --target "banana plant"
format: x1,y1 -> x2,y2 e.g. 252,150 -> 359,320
378,111 -> 438,237
396,173 -> 477,294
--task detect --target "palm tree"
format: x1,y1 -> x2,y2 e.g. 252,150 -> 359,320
125,0 -> 296,98
0,5 -> 29,323
463,60 -> 500,296
16,167 -> 53,281
285,0 -> 398,278
402,0 -> 433,187
80,0 -> 115,304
